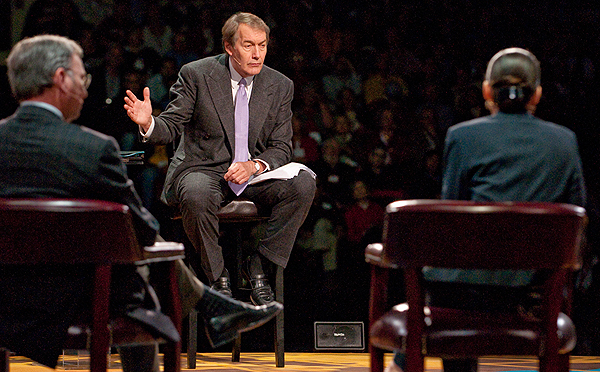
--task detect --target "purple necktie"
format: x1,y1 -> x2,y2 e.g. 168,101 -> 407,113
229,78 -> 249,195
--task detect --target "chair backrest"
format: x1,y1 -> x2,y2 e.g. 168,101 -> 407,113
0,198 -> 143,265
381,199 -> 587,271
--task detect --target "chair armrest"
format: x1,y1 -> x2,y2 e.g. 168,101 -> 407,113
137,242 -> 185,265
365,243 -> 398,269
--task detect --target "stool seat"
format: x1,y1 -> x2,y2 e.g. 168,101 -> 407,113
217,200 -> 261,221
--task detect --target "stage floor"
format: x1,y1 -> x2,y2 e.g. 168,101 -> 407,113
6,353 -> 600,372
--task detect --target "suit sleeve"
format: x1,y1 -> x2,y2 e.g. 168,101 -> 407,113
95,138 -> 160,247
146,65 -> 198,144
441,129 -> 469,200
568,137 -> 587,207
255,79 -> 294,169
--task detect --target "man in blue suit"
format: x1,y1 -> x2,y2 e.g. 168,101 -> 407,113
386,48 -> 586,372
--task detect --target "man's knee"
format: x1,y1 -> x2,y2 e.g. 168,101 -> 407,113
291,171 -> 317,203
178,173 -> 223,212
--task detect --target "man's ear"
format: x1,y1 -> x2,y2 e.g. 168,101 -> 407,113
482,81 -> 494,101
53,67 -> 68,91
224,42 -> 233,56
529,86 -> 542,106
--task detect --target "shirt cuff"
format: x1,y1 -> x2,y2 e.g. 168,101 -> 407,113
253,158 -> 269,174
141,117 -> 156,142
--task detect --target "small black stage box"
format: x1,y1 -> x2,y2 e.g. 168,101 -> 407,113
314,321 -> 365,351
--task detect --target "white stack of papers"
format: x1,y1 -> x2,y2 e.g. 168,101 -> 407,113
249,162 -> 316,185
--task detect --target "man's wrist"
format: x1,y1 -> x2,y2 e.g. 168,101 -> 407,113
252,160 -> 261,175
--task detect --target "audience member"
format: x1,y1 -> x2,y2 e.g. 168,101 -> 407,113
309,138 -> 358,210
20,0 -> 84,40
141,3 -> 173,57
362,50 -> 409,108
291,114 -> 320,164
164,29 -> 201,70
343,179 -> 385,248
322,56 -> 362,103
146,56 -> 179,112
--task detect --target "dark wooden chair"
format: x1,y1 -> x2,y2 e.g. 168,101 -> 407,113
0,198 -> 184,372
366,199 -> 587,372
181,199 -> 285,368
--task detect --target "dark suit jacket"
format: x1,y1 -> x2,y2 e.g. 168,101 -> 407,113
0,104 -> 161,366
145,54 -> 294,205
425,111 -> 587,286
442,111 -> 586,206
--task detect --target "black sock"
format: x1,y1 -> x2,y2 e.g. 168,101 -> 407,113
211,268 -> 229,284
249,253 -> 264,276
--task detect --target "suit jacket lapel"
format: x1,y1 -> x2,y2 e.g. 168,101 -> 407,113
208,54 -> 273,157
248,71 -> 271,151
207,54 -> 235,152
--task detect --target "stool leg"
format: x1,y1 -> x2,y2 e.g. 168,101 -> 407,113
232,335 -> 241,362
275,265 -> 284,367
187,310 -> 197,369
232,223 -> 243,363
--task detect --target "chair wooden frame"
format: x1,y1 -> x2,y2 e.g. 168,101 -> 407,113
180,199 -> 284,368
0,198 -> 184,372
366,199 -> 587,372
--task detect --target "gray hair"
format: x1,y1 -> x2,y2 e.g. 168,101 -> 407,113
6,35 -> 83,101
222,12 -> 270,50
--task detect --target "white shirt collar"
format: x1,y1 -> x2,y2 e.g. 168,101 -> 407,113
21,101 -> 64,120
228,58 -> 254,88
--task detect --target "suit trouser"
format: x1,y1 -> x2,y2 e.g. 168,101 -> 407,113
118,259 -> 205,372
176,170 -> 316,282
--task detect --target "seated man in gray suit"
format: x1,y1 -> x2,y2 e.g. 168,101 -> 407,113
124,12 -> 316,305
0,34 -> 281,372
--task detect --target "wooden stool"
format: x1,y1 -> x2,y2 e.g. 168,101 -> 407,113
180,199 -> 285,368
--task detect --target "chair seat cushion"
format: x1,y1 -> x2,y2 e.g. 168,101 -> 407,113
370,303 -> 576,357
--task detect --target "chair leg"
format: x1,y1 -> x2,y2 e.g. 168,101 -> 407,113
0,348 -> 9,372
558,353 -> 570,372
160,261 -> 182,372
232,223 -> 243,363
232,335 -> 241,362
540,353 -> 569,372
369,345 -> 384,372
90,265 -> 111,372
187,310 -> 198,369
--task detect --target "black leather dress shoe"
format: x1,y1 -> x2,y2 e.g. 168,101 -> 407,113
211,276 -> 233,298
197,286 -> 283,348
248,274 -> 275,306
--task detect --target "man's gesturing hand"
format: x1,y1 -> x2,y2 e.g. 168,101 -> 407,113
124,87 -> 153,133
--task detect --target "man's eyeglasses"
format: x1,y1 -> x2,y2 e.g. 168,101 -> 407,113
65,68 -> 92,90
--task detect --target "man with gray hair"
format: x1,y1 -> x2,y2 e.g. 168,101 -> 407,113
125,12 -> 316,306
0,34 -> 282,371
